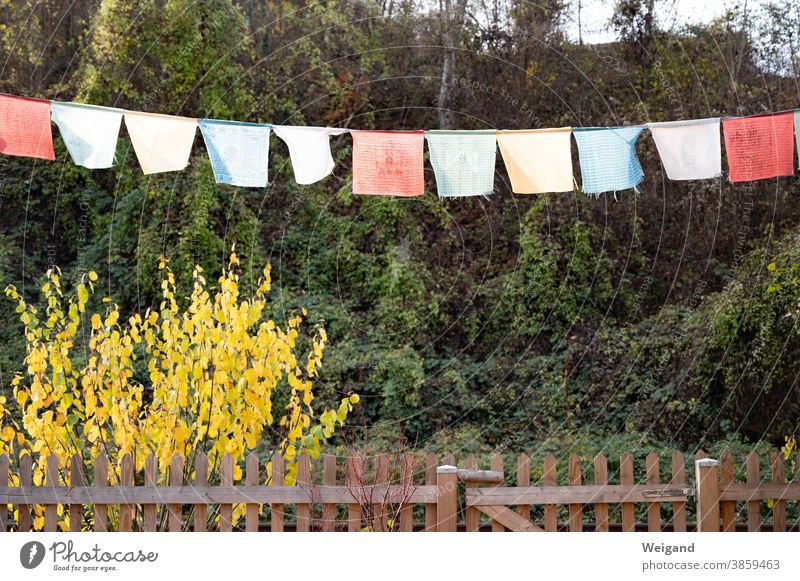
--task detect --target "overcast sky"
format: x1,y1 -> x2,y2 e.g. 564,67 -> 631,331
563,0 -> 771,44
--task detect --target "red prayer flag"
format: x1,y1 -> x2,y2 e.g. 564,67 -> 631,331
722,112 -> 794,182
351,130 -> 424,196
0,95 -> 55,160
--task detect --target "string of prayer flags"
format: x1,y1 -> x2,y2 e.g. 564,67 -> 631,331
273,125 -> 347,185
199,120 -> 271,187
722,112 -> 795,182
0,94 -> 54,160
124,111 -> 197,175
573,126 -> 645,194
496,128 -> 573,194
425,130 -> 496,197
50,102 -> 123,169
351,130 -> 424,197
648,118 -> 721,180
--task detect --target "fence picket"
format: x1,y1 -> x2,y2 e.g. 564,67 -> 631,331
18,454 -> 32,531
44,455 -> 58,532
169,454 -> 184,532
69,455 -> 83,532
374,454 -> 389,532
246,454 -> 260,532
746,452 -> 760,532
424,453 -> 438,532
143,454 -> 157,532
543,454 -> 557,532
620,453 -> 634,532
490,454 -> 504,532
772,452 -> 786,532
270,453 -> 284,532
671,452 -> 686,532
296,454 -> 311,532
568,454 -> 582,532
646,452 -> 660,532
720,450 -> 735,532
194,453 -> 208,532
94,455 -> 107,532
322,454 -> 336,532
399,454 -> 414,532
346,453 -> 363,532
0,454 -> 8,532
594,454 -> 608,532
119,454 -> 134,532
517,454 -> 530,523
220,454 -> 233,532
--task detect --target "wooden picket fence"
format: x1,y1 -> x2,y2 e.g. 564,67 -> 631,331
0,448 -> 798,532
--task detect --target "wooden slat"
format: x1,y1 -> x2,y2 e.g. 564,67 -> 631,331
194,453 -> 208,532
620,453 -> 634,532
44,455 -> 59,531
543,454 -> 557,532
168,454 -> 183,532
18,454 -> 32,531
270,453 -> 284,532
219,454 -> 233,532
458,469 -> 505,484
321,454 -> 336,532
594,454 -> 608,532
398,453 -> 414,532
671,451 -> 686,532
466,484 -> 690,506
346,453 -> 363,532
475,505 -> 543,532
719,483 -> 800,501
772,452 -> 786,532
424,453 -> 437,531
0,454 -> 8,532
465,455 -> 479,532
719,450 -> 735,532
143,454 -> 157,532
296,454 -> 311,532
568,454 -> 582,532
93,455 -> 107,532
517,454 -> 530,522
119,454 -> 134,532
246,454 -> 260,532
746,452 -> 760,532
373,454 -> 388,532
490,454 -> 504,532
69,455 -> 83,532
646,452 -> 660,532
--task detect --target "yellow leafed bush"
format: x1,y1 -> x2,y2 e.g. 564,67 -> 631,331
0,251 -> 358,530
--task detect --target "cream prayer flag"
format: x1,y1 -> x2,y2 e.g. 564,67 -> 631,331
124,111 -> 197,174
648,118 -> 721,180
273,125 -> 347,185
51,102 -> 123,169
496,128 -> 573,194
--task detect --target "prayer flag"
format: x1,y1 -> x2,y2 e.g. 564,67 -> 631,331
425,130 -> 496,197
573,126 -> 645,194
351,131 -> 424,197
51,102 -> 123,169
648,118 -> 721,180
124,111 -> 197,175
0,94 -> 54,160
722,112 -> 795,182
273,125 -> 347,185
496,128 -> 573,194
199,119 -> 271,187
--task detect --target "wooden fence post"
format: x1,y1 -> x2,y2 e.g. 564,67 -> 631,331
0,454 -> 8,532
436,465 -> 458,532
695,458 -> 720,532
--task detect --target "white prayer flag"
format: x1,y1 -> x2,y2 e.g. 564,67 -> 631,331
648,118 -> 721,180
124,111 -> 197,174
50,102 -> 123,169
199,119 -> 271,187
273,126 -> 347,185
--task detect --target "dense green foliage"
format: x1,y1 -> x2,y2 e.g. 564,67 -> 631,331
1,0 -> 799,456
